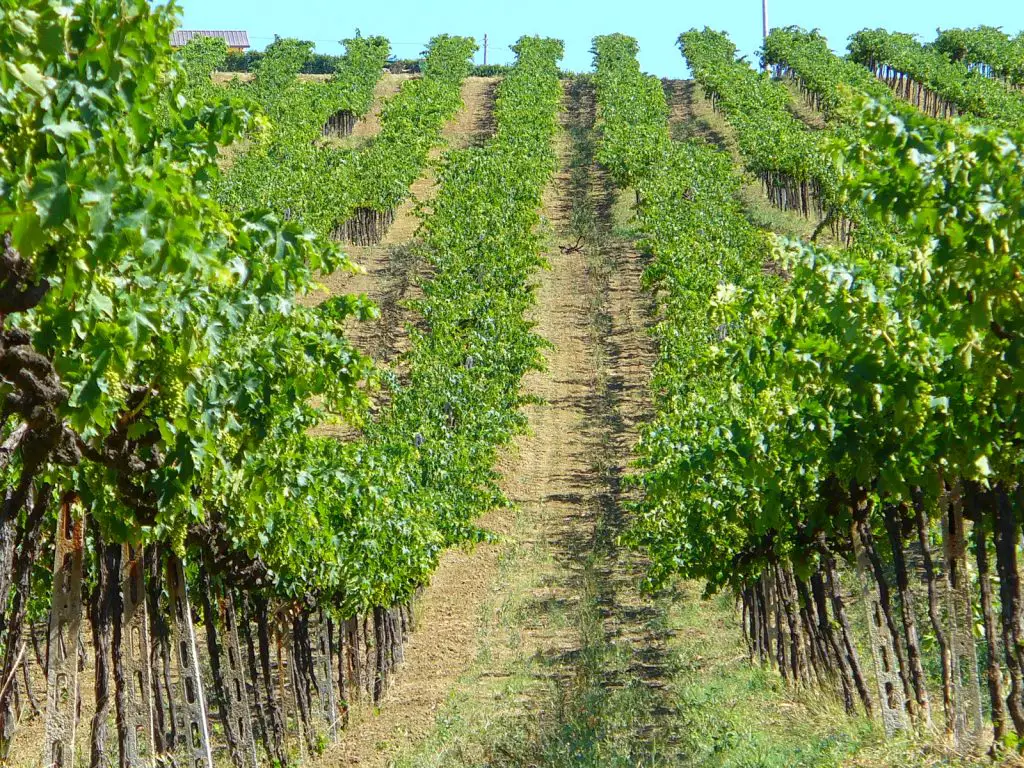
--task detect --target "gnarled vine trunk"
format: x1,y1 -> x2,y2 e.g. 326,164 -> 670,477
883,502 -> 931,728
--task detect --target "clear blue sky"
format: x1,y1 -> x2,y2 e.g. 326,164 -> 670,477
170,0 -> 1024,76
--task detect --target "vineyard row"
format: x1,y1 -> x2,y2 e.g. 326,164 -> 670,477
0,2 -> 563,765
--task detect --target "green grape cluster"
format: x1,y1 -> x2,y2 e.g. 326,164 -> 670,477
153,345 -> 189,417
103,366 -> 125,400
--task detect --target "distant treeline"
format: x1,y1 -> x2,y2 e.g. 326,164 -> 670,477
219,50 -> 518,77
220,50 -> 348,73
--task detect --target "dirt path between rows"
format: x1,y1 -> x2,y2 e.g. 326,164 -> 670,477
491,74 -> 676,763
350,74 -> 414,142
336,77 -> 672,767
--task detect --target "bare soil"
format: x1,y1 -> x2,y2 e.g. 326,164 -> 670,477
323,76 -> 667,767
351,75 -> 417,141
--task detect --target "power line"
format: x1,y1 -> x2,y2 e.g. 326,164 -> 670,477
243,34 -> 516,50
246,35 -> 427,45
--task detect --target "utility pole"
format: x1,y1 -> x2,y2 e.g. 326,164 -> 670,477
762,0 -> 770,71
483,34 -> 488,66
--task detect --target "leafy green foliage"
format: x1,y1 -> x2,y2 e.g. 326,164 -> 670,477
933,26 -> 1024,85
1,0 -> 565,622
223,34 -> 564,611
592,35 -> 777,587
341,35 -> 477,217
179,35 -> 229,101
222,49 -> 348,75
849,28 -> 1024,128
680,29 -> 827,192
334,34 -> 564,609
215,35 -> 472,241
609,27 -> 1024,604
681,28 -> 874,243
591,34 -> 671,188
0,0 -> 373,562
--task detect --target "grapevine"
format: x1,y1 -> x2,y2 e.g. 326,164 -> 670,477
849,28 -> 1024,127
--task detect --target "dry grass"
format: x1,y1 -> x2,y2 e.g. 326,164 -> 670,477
211,71 -> 334,85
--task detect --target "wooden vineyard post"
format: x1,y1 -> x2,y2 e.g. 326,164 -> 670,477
945,497 -> 983,745
853,524 -> 907,736
345,617 -> 361,704
313,611 -> 339,741
325,615 -> 340,733
116,543 -> 156,767
275,627 -> 296,752
322,110 -> 356,138
276,616 -> 309,755
390,606 -> 404,666
219,594 -> 259,768
165,555 -> 214,768
0,518 -> 15,647
285,637 -> 309,760
334,619 -> 349,726
42,498 -> 84,768
362,614 -> 375,699
252,598 -> 287,765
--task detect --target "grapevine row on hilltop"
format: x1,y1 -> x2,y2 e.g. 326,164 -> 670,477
340,32 -> 564,608
677,29 -> 846,228
332,34 -> 477,243
679,28 -> 870,244
200,33 -> 390,239
213,34 -> 475,245
934,26 -> 1024,86
849,28 -> 1024,127
762,26 -> 895,119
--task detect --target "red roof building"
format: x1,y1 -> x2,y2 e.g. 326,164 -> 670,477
171,30 -> 250,51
